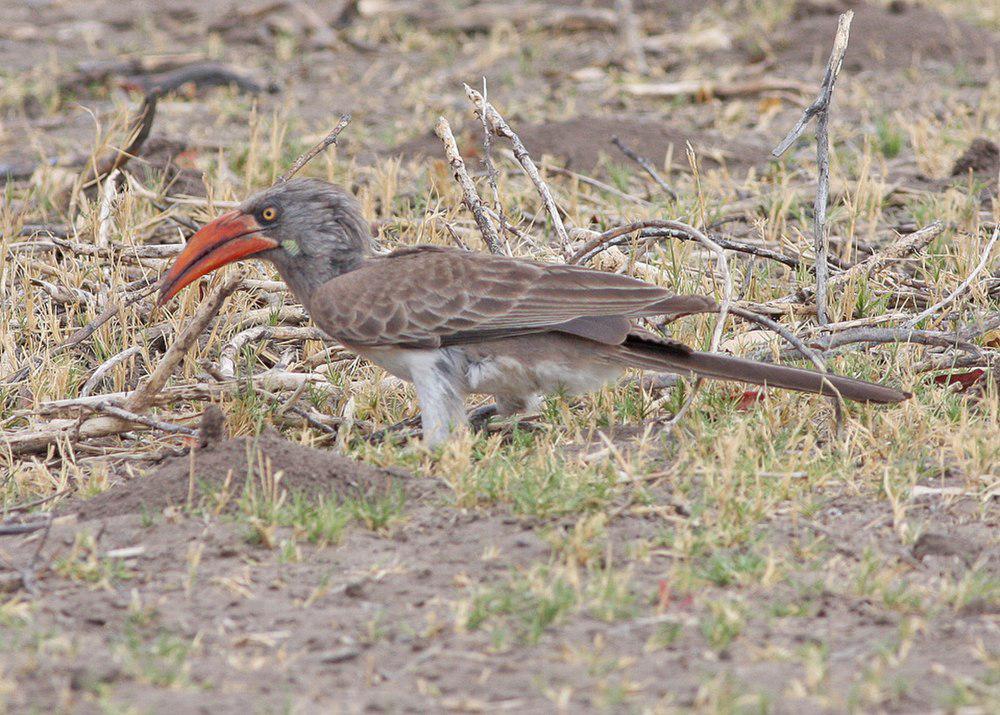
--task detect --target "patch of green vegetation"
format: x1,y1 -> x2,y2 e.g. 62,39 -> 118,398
875,118 -> 905,159
344,485 -> 407,532
278,492 -> 351,545
466,569 -> 577,646
699,599 -> 746,653
53,532 -> 134,587
118,620 -> 194,688
448,442 -> 618,518
697,548 -> 769,587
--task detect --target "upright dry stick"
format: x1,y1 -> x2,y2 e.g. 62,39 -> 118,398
463,85 -> 570,251
477,78 -> 508,240
772,10 -> 853,326
434,116 -> 506,255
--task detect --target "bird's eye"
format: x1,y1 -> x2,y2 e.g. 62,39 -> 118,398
261,207 -> 278,222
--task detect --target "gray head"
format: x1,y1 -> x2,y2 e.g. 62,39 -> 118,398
158,178 -> 371,306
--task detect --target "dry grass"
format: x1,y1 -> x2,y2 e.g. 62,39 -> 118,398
1,1 -> 998,711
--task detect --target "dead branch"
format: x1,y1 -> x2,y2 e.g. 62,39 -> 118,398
807,327 -> 980,354
80,345 -> 144,397
477,79 -> 508,242
2,490 -> 70,516
34,372 -> 339,418
277,113 -> 352,183
126,274 -> 244,412
568,220 -> 801,269
59,53 -> 205,91
464,85 -> 570,250
122,62 -> 279,96
611,135 -> 677,200
93,401 -> 197,436
218,325 -> 329,379
624,77 -> 811,101
824,221 -> 943,294
434,116 -> 506,255
905,223 -> 999,327
771,10 -> 854,325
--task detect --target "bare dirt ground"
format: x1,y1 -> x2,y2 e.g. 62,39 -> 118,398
1,1 -> 998,713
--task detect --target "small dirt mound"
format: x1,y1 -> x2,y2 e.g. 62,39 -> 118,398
951,138 -> 999,177
73,427 -> 410,521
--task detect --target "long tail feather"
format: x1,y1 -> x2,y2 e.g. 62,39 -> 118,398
620,335 -> 909,404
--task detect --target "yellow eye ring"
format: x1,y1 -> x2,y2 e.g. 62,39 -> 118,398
261,207 -> 278,222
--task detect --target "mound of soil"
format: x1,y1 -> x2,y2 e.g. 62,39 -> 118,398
73,425 -> 410,521
951,138 -> 999,177
395,117 -> 768,173
779,1 -> 999,72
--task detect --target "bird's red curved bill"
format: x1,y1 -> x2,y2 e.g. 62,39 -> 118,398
157,210 -> 277,304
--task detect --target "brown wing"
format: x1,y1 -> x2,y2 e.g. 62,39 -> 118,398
308,246 -> 716,348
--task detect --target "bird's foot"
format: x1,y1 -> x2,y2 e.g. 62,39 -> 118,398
468,404 -> 499,432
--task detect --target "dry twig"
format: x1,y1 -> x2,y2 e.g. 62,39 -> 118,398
624,77 -> 811,101
93,401 -> 197,437
126,274 -> 244,412
771,10 -> 853,325
434,116 -> 506,255
277,113 -> 352,183
464,85 -> 570,250
610,135 -> 677,200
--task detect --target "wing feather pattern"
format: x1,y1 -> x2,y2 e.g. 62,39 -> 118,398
308,246 -> 715,347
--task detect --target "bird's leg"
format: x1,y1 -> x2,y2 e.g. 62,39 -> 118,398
495,394 -> 542,417
411,358 -> 469,446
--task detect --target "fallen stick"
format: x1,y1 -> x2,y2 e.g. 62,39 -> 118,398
80,345 -> 143,397
807,327 -> 980,354
93,401 -> 197,436
477,79 -> 509,243
434,116 -> 506,255
33,372 -> 339,417
771,10 -> 853,325
624,77 -> 811,101
126,274 -> 244,412
568,219 -> 801,268
59,53 -> 206,91
9,236 -> 184,259
464,85 -> 570,250
611,135 -> 677,200
123,63 -> 279,96
825,221 -> 943,294
728,306 -> 844,432
5,371 -> 339,456
218,325 -> 329,379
